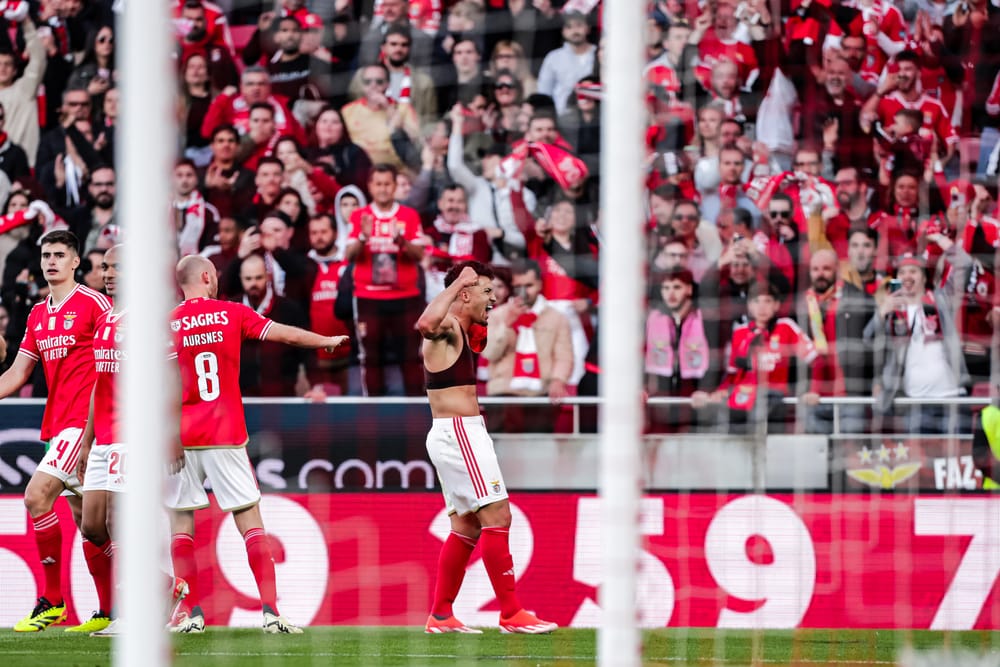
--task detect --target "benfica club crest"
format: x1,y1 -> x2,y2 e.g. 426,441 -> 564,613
170,320 -> 181,333
63,312 -> 77,330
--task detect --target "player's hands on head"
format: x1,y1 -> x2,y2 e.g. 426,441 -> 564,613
459,265 -> 480,288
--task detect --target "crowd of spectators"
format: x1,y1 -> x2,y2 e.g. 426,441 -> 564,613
0,0 -> 996,437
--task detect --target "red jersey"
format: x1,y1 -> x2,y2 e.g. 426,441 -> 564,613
724,318 -> 817,395
309,256 -> 351,361
349,203 -> 424,300
200,92 -> 306,144
92,309 -> 126,446
172,0 -> 236,58
169,298 -> 273,448
696,31 -> 759,90
18,285 -> 112,440
870,206 -> 919,272
877,92 -> 958,148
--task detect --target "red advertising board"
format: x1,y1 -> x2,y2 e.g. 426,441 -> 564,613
0,493 -> 997,630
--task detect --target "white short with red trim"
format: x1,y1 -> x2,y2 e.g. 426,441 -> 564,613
165,446 -> 261,512
426,416 -> 507,516
38,427 -> 84,495
83,443 -> 128,493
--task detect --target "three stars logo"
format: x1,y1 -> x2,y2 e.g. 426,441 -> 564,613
848,442 -> 921,489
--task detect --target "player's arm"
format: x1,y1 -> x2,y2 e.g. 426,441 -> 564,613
0,353 -> 36,400
76,387 -> 96,484
264,323 -> 349,353
415,265 -> 480,340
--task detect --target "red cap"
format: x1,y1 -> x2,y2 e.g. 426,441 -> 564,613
897,253 -> 925,269
301,13 -> 323,30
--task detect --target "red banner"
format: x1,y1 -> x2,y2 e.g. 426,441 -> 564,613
1,494 -> 997,630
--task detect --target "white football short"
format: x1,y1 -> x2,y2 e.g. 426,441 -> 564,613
83,443 -> 128,493
425,416 -> 507,515
38,427 -> 84,496
165,446 -> 261,512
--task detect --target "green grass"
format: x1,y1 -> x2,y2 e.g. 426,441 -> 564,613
0,628 -> 996,666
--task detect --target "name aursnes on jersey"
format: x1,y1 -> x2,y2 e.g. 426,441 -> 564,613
171,310 -> 229,348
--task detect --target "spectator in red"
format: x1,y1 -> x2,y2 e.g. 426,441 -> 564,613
690,0 -> 762,94
174,0 -> 237,64
942,0 -> 1000,162
860,50 -> 957,170
304,106 -> 373,194
870,170 -> 922,272
428,183 -> 496,264
199,124 -> 254,218
830,167 -> 874,237
345,164 -> 427,396
243,156 -> 285,223
841,0 -> 908,74
707,281 -> 817,433
237,102 -> 281,171
800,249 -> 876,433
304,213 -> 353,396
804,54 -> 868,178
201,66 -> 305,145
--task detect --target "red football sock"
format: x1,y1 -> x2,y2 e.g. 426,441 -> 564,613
82,538 -> 114,615
170,533 -> 198,608
243,528 -> 278,613
430,531 -> 477,618
480,526 -> 521,618
32,510 -> 63,604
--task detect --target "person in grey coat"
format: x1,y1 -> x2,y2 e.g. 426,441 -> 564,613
867,236 -> 971,435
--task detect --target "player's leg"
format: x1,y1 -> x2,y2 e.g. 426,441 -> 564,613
14,471 -> 71,631
165,450 -> 209,633
425,510 -> 482,634
424,418 -> 483,634
467,418 -> 557,634
210,447 -> 301,633
73,444 -> 116,631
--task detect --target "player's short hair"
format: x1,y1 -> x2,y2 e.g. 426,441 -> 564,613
732,206 -> 755,230
848,226 -> 877,244
40,230 -> 80,255
895,50 -> 921,67
242,65 -> 269,81
277,15 -> 302,31
444,260 -> 494,288
510,257 -> 542,280
769,193 -> 794,209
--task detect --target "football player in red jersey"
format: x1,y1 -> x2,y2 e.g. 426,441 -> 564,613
74,246 -> 190,637
166,255 -> 346,634
0,230 -> 115,633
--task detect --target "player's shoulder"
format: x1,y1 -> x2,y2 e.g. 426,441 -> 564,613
73,284 -> 113,312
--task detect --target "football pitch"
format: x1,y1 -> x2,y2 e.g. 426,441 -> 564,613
0,628 -> 997,666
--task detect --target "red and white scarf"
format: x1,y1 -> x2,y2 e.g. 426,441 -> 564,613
174,190 -> 206,257
509,295 -> 548,393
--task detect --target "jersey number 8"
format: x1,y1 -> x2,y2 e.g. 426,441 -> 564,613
194,351 -> 221,401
